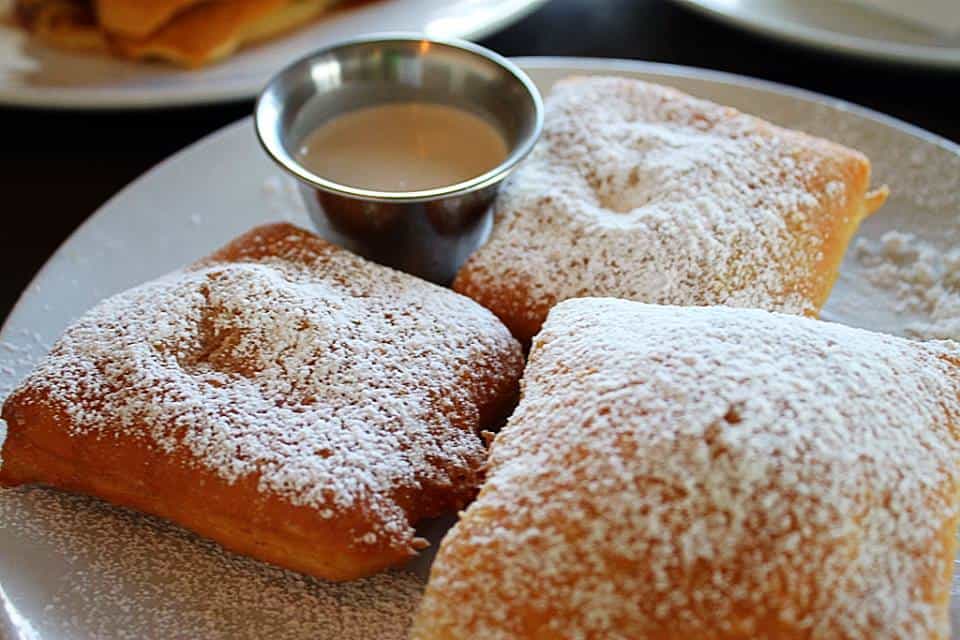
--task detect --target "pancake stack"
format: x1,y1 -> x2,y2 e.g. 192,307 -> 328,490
14,0 -> 344,67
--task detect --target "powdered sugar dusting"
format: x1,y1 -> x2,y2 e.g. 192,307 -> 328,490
415,299 -> 960,639
454,76 -> 876,339
855,230 -> 960,340
4,223 -> 522,552
0,486 -> 421,639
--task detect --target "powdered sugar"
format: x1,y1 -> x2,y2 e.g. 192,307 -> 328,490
415,299 -> 960,639
0,486 -> 422,639
454,76 -> 879,339
4,224 -> 522,552
855,230 -> 960,340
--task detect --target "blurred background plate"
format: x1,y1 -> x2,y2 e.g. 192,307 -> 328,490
671,0 -> 960,68
0,0 -> 549,109
1,58 -> 959,638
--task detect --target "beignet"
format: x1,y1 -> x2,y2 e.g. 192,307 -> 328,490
0,223 -> 524,581
453,77 -> 888,341
413,299 -> 960,639
13,0 -> 343,67
109,0 -> 342,68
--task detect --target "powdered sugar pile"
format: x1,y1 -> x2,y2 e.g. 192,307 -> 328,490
855,230 -> 960,340
5,223 -> 522,552
416,299 -> 960,639
454,76 -> 874,339
0,486 -> 422,639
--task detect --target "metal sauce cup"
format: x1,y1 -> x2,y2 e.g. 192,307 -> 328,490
255,34 -> 543,284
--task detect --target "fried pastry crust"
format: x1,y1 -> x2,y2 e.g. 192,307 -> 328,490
1,223 -> 524,581
414,299 -> 960,639
453,77 -> 889,342
13,0 -> 344,67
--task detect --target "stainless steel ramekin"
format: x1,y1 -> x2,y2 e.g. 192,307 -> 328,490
255,34 -> 543,284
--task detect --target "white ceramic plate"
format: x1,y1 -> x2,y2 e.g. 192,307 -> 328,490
671,0 -> 960,68
0,0 -> 548,109
2,58 -> 960,639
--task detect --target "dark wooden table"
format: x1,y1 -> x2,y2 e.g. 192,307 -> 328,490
2,0 -> 957,323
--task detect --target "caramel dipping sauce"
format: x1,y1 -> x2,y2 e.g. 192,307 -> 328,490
296,102 -> 509,193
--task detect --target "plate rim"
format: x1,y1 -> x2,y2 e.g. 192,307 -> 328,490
0,0 -> 549,110
670,0 -> 960,68
4,55 -> 959,340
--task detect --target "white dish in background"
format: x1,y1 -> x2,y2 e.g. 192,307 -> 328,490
671,0 -> 960,68
1,58 -> 959,638
0,0 -> 548,109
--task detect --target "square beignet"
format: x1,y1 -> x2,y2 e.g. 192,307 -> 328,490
453,77 -> 888,342
0,223 -> 524,581
413,299 -> 960,639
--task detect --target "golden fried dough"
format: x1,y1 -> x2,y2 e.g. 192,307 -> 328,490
414,299 -> 960,639
94,0 -> 205,38
1,223 -> 523,581
14,0 -> 105,51
13,0 -> 345,67
111,0 -> 341,68
453,77 -> 888,342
